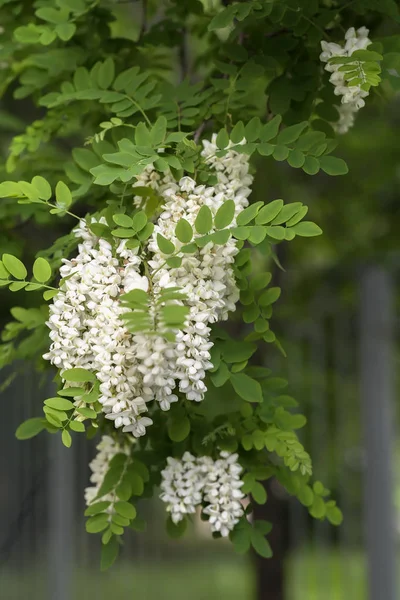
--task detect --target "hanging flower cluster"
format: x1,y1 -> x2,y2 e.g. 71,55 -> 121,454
160,451 -> 245,537
43,137 -> 253,439
320,27 -> 373,133
84,435 -> 132,507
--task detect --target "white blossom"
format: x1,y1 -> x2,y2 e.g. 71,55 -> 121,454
84,435 -> 132,507
200,451 -> 245,537
44,138 -> 254,438
320,27 -> 372,133
160,451 -> 204,523
159,451 -> 245,536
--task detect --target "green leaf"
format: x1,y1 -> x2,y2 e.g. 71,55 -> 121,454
85,501 -> 111,516
319,156 -> 348,176
131,211 -> 147,233
9,282 -> 28,291
151,116 -> 167,145
326,505 -> 343,526
157,234 -> 175,255
231,121 -> 245,144
86,513 -> 109,533
351,49 -> 383,62
236,202 -> 263,226
112,228 -> 136,238
208,5 -> 237,31
195,205 -> 213,234
44,397 -> 74,411
214,200 -> 235,229
55,181 -> 72,209
113,213 -> 133,227
230,373 -> 263,403
70,421 -> 85,432
251,529 -> 273,558
209,229 -> 231,245
260,115 -> 282,142
277,122 -> 308,145
250,272 -> 272,291
101,536 -> 119,571
166,516 -> 187,538
43,289 -> 58,301
245,117 -> 261,142
31,176 -> 52,200
97,57 -> 115,89
168,416 -> 191,442
216,128 -> 229,149
259,287 -> 281,306
255,200 -> 284,225
251,481 -> 267,505
291,221 -> 322,237
15,417 -> 45,440
62,429 -> 72,448
58,387 -> 85,397
175,218 -> 193,243
62,368 -> 96,382
287,149 -> 305,169
2,254 -> 27,280
56,22 -> 76,41
33,257 -> 52,283
302,156 -> 320,175
115,501 -> 136,520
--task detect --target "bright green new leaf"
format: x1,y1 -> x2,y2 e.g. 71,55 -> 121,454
55,181 -> 72,209
113,213 -> 133,227
255,200 -> 284,225
291,221 -> 322,237
115,501 -> 136,520
33,257 -> 52,283
44,397 -> 75,411
2,254 -> 27,280
62,429 -> 72,448
62,368 -> 96,382
15,418 -> 45,440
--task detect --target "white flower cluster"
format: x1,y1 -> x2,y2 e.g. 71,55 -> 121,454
84,434 -> 132,507
43,220 -> 154,437
320,27 -> 372,134
160,451 -> 245,537
44,137 -> 253,438
146,136 -> 253,404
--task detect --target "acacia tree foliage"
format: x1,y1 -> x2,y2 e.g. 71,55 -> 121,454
0,0 -> 399,570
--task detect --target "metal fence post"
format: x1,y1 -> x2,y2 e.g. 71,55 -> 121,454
359,266 -> 397,600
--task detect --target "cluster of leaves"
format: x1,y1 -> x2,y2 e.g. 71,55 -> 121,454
16,366 -> 102,445
328,48 -> 384,93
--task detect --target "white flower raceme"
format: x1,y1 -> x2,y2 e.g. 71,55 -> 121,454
84,435 -> 132,507
160,451 -> 245,536
200,451 -> 245,537
43,220 -> 154,438
146,141 -> 253,404
159,451 -> 204,523
44,138 -> 253,438
320,27 -> 372,133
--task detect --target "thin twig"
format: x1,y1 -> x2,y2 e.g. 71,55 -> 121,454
194,121 -> 207,144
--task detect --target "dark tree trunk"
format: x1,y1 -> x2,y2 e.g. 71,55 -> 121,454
253,480 -> 289,600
